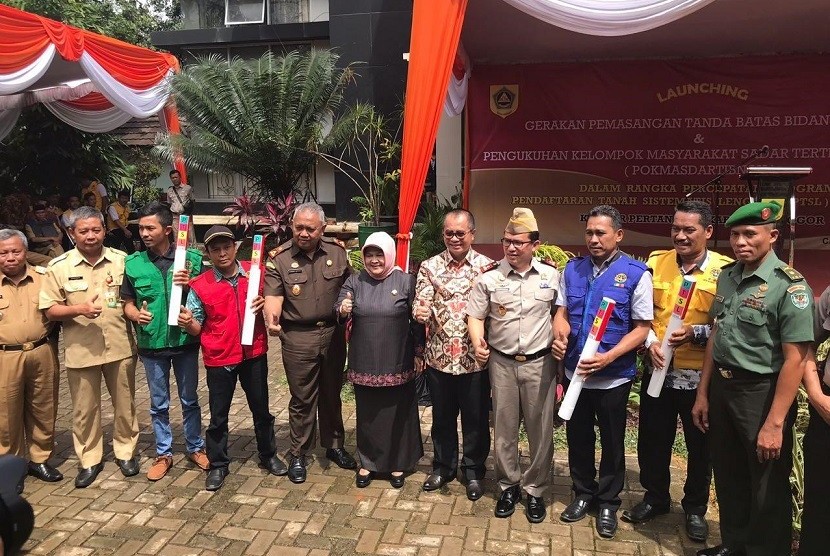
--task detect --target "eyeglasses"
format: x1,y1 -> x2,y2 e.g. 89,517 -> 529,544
501,238 -> 533,249
443,230 -> 470,239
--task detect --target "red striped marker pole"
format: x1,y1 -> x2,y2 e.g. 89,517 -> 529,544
558,297 -> 616,420
167,215 -> 190,325
241,234 -> 263,345
647,276 -> 696,398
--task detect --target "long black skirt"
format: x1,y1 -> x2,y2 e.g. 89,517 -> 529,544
354,381 -> 424,473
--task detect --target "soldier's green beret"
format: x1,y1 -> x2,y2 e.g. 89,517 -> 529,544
725,201 -> 782,227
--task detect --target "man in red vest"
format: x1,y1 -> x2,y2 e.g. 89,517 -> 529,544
178,226 -> 287,491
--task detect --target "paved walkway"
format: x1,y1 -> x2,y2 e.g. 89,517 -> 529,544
22,338 -> 719,555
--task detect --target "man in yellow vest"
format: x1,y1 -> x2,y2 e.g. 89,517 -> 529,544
622,200 -> 732,542
106,190 -> 134,254
80,177 -> 108,213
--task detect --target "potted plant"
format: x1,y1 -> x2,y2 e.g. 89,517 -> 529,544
318,103 -> 401,245
224,191 -> 296,256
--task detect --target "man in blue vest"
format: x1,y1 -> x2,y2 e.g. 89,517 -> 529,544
552,205 -> 653,539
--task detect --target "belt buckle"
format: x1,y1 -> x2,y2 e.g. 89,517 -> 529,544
22,341 -> 35,351
719,369 -> 733,379
515,354 -> 527,362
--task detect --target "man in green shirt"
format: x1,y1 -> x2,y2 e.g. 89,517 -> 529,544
692,201 -> 814,556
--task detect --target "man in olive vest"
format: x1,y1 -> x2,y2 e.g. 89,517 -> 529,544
106,190 -> 134,254
122,202 -> 208,481
623,200 -> 732,542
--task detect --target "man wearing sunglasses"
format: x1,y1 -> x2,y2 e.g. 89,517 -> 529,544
414,209 -> 493,501
466,208 -> 559,524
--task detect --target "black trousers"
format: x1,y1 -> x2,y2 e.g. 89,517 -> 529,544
637,372 -> 711,515
425,367 -> 491,481
566,380 -> 632,511
798,383 -> 830,556
205,355 -> 276,469
709,372 -> 794,556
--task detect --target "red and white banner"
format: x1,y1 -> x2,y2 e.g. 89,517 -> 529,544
468,54 -> 830,257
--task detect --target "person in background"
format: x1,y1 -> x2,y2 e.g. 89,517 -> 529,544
105,190 -> 134,254
799,283 -> 830,556
263,202 -> 355,484
466,208 -> 560,524
80,177 -> 108,213
39,206 -> 139,489
82,192 -> 97,208
552,205 -> 653,539
60,196 -> 81,251
336,232 -> 424,489
623,200 -> 732,543
179,226 -> 286,491
415,209 -> 492,501
691,201 -> 814,556
122,202 -> 208,481
0,229 -> 62,486
24,201 -> 63,260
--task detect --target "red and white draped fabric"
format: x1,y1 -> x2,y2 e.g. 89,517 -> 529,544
0,3 -> 180,140
500,0 -> 715,36
444,42 -> 470,117
440,0 -> 715,118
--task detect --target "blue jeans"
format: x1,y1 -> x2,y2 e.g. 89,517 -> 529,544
140,348 -> 204,456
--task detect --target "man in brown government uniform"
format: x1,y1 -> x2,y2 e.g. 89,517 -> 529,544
263,202 -> 355,483
39,206 -> 139,488
0,228 -> 62,486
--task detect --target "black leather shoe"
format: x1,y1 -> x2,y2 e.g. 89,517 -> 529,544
356,470 -> 373,488
287,455 -> 306,484
260,455 -> 288,476
28,462 -> 63,482
494,485 -> 521,518
205,467 -> 228,491
116,458 -> 139,477
686,513 -> 709,542
466,480 -> 483,501
596,508 -> 618,539
621,501 -> 670,524
75,463 -> 103,488
560,498 -> 592,523
326,448 -> 357,470
697,545 -> 743,556
422,472 -> 454,492
389,473 -> 405,489
525,494 -> 546,523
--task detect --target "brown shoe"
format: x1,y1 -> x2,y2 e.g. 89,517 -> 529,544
188,449 -> 210,471
147,455 -> 173,481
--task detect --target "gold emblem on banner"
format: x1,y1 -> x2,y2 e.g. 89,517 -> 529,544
490,85 -> 519,118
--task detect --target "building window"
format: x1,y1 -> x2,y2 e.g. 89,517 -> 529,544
270,0 -> 304,24
208,172 -> 255,200
225,0 -> 266,25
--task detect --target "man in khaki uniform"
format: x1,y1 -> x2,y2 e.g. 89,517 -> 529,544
263,202 -> 355,483
39,206 -> 139,488
0,229 -> 62,484
466,208 -> 559,524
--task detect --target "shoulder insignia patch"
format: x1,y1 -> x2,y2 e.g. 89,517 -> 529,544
269,242 -> 292,259
777,265 -> 804,282
48,253 -> 67,266
34,265 -> 47,274
480,261 -> 499,274
787,284 -> 807,293
538,258 -> 557,269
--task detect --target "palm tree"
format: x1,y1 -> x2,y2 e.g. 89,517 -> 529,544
156,49 -> 356,200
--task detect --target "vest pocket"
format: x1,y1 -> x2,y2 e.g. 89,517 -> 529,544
653,281 -> 670,310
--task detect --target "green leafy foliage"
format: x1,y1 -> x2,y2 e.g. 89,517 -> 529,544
156,49 -> 359,202
409,189 -> 462,263
534,243 -> 576,270
321,103 -> 402,225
